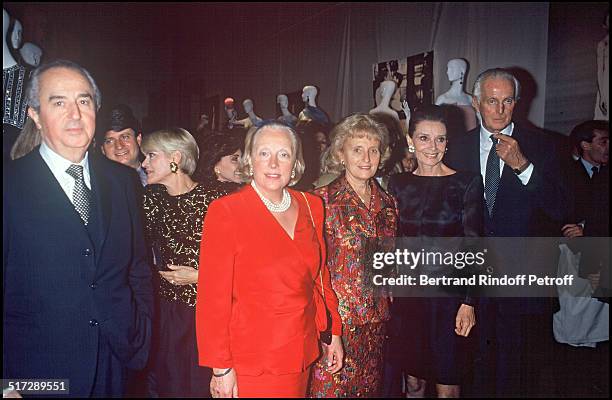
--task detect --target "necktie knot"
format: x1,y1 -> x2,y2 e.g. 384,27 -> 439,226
591,165 -> 600,177
66,164 -> 84,180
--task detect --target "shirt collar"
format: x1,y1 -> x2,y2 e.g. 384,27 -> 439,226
39,141 -> 90,178
327,174 -> 394,215
479,121 -> 514,147
580,157 -> 598,174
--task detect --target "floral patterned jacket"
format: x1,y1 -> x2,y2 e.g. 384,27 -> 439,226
314,175 -> 398,327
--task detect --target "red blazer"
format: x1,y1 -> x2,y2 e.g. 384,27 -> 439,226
196,185 -> 341,376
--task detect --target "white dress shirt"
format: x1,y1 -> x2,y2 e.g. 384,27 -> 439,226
579,157 -> 599,178
478,121 -> 533,188
39,141 -> 91,204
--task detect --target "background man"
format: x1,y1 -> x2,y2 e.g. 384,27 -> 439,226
98,103 -> 147,186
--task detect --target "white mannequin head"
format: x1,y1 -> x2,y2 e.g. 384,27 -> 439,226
243,99 -> 254,113
3,9 -> 17,68
302,85 -> 317,103
379,80 -> 396,102
3,9 -> 10,44
277,94 -> 289,109
20,42 -> 42,67
447,58 -> 467,84
11,19 -> 22,49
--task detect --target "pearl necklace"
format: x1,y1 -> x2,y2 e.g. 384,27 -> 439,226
250,181 -> 291,213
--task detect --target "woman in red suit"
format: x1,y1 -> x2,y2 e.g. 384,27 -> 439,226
196,121 -> 344,398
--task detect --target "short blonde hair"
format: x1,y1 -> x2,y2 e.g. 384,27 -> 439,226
324,113 -> 390,174
141,127 -> 199,176
237,121 -> 305,186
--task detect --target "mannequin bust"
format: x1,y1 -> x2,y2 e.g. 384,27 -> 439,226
435,58 -> 478,132
233,99 -> 263,129
595,13 -> 609,120
435,58 -> 472,106
298,85 -> 330,125
3,8 -> 30,160
277,94 -> 297,126
3,9 -> 17,69
302,85 -> 318,107
11,18 -> 22,50
19,42 -> 43,67
224,97 -> 238,129
369,80 -> 400,121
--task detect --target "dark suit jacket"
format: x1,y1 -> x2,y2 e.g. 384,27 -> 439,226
563,159 -> 609,236
445,125 -> 565,237
3,149 -> 153,397
445,125 -> 566,314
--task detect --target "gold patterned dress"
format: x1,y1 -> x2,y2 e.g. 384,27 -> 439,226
142,182 -> 233,397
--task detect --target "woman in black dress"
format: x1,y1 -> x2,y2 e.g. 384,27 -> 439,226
142,128 -> 239,397
387,106 -> 484,397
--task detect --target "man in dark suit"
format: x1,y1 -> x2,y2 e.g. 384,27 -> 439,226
445,68 -> 565,396
3,60 -> 153,397
556,120 -> 609,397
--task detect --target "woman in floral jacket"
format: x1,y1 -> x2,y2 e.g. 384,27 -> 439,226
310,113 -> 398,397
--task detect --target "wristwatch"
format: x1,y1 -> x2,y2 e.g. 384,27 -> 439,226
513,160 -> 530,175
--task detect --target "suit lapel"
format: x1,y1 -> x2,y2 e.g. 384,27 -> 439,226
89,157 -> 112,266
31,151 -> 94,239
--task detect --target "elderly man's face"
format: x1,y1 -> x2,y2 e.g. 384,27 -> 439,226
473,77 -> 516,133
29,67 -> 96,161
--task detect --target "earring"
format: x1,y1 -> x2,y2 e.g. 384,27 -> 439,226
170,161 -> 179,173
248,166 -> 254,176
214,167 -> 221,176
408,145 -> 415,153
445,147 -> 448,154
291,169 -> 296,179
340,160 -> 345,166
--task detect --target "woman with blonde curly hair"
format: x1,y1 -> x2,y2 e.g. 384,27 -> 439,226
310,113 -> 398,397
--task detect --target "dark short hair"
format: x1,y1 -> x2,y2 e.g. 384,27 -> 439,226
570,120 -> 609,155
201,131 -> 244,180
407,105 -> 448,138
96,104 -> 140,140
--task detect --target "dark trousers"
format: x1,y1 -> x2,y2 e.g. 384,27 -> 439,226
554,341 -> 609,398
90,334 -> 127,397
471,300 -> 554,397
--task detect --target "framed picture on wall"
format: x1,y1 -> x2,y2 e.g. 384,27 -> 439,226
406,51 -> 434,113
372,58 -> 408,119
372,51 -> 434,119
